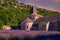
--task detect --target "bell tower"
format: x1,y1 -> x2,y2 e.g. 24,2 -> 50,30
33,6 -> 37,14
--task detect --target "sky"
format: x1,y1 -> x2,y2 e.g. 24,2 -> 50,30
16,0 -> 60,12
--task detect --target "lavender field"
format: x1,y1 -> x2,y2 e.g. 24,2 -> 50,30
0,30 -> 60,40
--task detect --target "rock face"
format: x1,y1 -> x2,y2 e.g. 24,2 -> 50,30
31,14 -> 60,31
2,25 -> 11,30
18,6 -> 43,30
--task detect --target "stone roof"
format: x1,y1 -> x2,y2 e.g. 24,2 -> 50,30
34,14 -> 60,24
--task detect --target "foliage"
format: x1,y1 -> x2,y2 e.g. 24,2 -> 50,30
37,8 -> 60,16
0,0 -> 31,26
0,20 -> 4,29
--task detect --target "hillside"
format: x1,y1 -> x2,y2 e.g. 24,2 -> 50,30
0,0 -> 60,28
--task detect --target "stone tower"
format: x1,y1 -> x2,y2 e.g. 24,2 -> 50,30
33,6 -> 37,14
29,6 -> 43,21
30,6 -> 37,14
